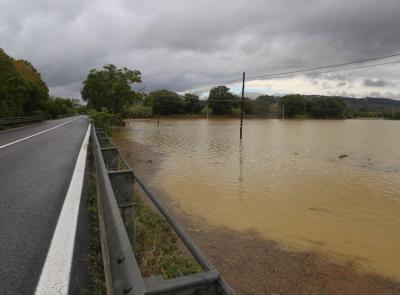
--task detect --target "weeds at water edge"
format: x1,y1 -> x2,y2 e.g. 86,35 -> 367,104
132,193 -> 201,279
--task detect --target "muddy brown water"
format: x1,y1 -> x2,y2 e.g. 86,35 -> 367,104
120,118 -> 400,282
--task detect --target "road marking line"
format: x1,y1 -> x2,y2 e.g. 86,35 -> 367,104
34,124 -> 91,295
0,117 -> 81,149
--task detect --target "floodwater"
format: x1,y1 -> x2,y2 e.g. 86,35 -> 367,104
123,118 -> 400,280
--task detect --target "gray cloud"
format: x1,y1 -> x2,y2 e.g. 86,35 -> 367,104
1,0 -> 400,99
364,79 -> 386,87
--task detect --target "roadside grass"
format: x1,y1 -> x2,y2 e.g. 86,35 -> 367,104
131,192 -> 201,279
86,154 -> 106,295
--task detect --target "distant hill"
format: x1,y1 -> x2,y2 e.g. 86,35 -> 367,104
249,94 -> 400,119
295,95 -> 400,111
339,97 -> 400,111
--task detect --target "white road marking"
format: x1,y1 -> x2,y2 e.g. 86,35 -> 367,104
0,117 -> 81,149
34,124 -> 91,295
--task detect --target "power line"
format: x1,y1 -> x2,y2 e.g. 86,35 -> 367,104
246,52 -> 400,80
184,51 -> 400,94
188,77 -> 242,94
246,59 -> 400,81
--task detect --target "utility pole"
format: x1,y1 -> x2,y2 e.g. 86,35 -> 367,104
392,107 -> 394,120
240,72 -> 245,140
157,96 -> 160,124
282,103 -> 285,120
206,102 -> 209,119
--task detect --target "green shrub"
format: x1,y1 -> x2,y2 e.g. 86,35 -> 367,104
200,105 -> 213,116
89,109 -> 117,135
127,105 -> 153,118
232,107 -> 242,116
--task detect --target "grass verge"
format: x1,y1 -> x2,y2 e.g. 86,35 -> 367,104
86,152 -> 106,294
132,193 -> 201,279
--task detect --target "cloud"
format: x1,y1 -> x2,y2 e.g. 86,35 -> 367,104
1,0 -> 400,99
364,79 -> 386,87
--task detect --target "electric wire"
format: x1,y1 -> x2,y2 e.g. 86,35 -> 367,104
184,51 -> 400,94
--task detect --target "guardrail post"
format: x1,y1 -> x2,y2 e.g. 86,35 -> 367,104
96,131 -> 106,137
98,137 -> 111,147
108,170 -> 134,207
108,170 -> 135,243
102,147 -> 118,170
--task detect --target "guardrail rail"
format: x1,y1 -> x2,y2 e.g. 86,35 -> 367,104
0,116 -> 42,126
91,125 -> 235,295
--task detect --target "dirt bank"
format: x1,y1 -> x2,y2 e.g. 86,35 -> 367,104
113,127 -> 400,295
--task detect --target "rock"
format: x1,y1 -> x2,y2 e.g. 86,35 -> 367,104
338,154 -> 348,159
146,159 -> 153,163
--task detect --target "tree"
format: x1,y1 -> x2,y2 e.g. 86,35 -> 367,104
0,48 -> 49,117
46,96 -> 79,119
14,59 -> 49,115
81,64 -> 141,113
306,96 -> 346,118
147,90 -> 185,115
208,86 -> 238,115
0,48 -> 23,117
184,93 -> 202,113
281,95 -> 305,117
245,95 -> 275,117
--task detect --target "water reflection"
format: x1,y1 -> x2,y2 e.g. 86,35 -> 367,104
238,142 -> 245,203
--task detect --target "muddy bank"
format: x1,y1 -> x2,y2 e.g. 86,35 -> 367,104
182,218 -> 400,295
113,127 -> 400,295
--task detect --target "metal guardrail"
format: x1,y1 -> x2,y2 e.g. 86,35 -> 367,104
0,116 -> 42,126
91,126 -> 235,295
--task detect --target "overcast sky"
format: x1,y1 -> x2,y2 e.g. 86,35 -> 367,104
1,0 -> 400,100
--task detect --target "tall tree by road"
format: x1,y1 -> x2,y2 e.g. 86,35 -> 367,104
0,48 -> 49,117
81,64 -> 141,113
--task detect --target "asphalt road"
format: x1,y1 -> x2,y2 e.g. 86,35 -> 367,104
0,116 -> 90,294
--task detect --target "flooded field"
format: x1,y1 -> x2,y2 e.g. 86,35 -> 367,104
121,118 -> 400,281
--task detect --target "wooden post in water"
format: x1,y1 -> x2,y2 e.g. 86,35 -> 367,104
240,72 -> 245,140
157,96 -> 160,124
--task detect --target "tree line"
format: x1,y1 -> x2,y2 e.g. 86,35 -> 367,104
81,66 -> 351,120
2,54 -> 398,121
82,65 -> 400,120
0,48 -> 82,119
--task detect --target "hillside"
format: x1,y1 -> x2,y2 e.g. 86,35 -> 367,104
340,97 -> 400,111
